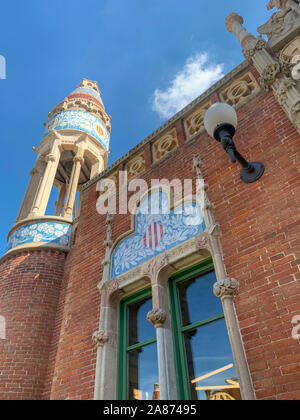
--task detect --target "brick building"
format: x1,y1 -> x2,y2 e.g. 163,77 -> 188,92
0,3 -> 300,400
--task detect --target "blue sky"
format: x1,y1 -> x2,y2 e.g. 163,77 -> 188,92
0,0 -> 271,255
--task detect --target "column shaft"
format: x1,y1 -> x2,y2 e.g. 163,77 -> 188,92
63,151 -> 84,219
29,145 -> 61,217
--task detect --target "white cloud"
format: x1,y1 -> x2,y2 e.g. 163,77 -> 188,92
152,53 -> 225,119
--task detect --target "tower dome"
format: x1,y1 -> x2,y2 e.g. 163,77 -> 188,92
45,79 -> 111,153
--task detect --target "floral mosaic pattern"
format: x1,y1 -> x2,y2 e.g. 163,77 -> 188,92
7,222 -> 72,251
44,110 -> 110,151
111,191 -> 206,278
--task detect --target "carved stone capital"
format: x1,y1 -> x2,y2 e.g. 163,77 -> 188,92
147,309 -> 167,328
214,278 -> 239,300
142,254 -> 169,284
74,155 -> 85,165
93,330 -> 109,347
45,153 -> 57,163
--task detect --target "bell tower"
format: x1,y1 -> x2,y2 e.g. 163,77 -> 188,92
0,80 -> 110,400
7,79 -> 111,253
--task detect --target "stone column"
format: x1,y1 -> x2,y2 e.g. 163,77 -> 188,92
63,148 -> 85,220
93,215 -> 119,401
90,155 -> 105,180
210,235 -> 256,401
226,12 -> 300,135
29,143 -> 61,217
144,255 -> 178,400
54,183 -> 66,217
16,158 -> 45,222
93,278 -> 123,400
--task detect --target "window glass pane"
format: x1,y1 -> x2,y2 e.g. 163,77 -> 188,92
128,296 -> 155,346
128,343 -> 160,400
183,319 -> 242,400
178,271 -> 223,326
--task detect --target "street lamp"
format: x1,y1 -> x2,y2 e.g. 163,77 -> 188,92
204,103 -> 264,183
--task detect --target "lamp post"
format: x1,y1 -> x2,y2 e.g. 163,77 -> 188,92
204,103 -> 264,183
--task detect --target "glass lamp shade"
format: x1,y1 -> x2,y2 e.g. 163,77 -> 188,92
204,103 -> 238,138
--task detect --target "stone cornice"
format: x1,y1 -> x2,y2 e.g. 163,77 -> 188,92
82,60 -> 250,191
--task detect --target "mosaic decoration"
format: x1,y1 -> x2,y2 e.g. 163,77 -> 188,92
44,110 -> 110,151
7,221 -> 72,251
111,191 -> 206,278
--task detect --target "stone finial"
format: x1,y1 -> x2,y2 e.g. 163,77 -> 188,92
226,12 -> 244,33
193,157 -> 204,180
213,278 -> 239,300
147,309 -> 167,328
225,13 -> 256,49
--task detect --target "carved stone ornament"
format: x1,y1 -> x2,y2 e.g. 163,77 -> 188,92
242,37 -> 268,60
259,61 -> 291,91
291,100 -> 300,129
147,309 -> 167,328
142,254 -> 169,283
213,278 -> 239,300
93,330 -> 109,347
258,7 -> 299,42
196,235 -> 211,251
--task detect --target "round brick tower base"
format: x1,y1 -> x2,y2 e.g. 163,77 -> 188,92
0,249 -> 66,400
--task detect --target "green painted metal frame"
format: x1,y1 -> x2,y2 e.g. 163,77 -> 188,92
169,258 -> 225,400
117,287 -> 156,400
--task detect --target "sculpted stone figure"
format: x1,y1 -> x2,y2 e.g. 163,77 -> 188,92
267,0 -> 300,14
258,0 -> 300,42
258,8 -> 298,40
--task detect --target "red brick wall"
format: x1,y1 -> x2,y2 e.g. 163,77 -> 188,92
44,83 -> 300,400
0,249 -> 66,400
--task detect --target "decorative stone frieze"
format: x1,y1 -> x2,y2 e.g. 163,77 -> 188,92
184,102 -> 211,139
126,153 -> 146,180
220,72 -> 260,106
152,128 -> 178,162
147,309 -> 167,328
98,171 -> 118,196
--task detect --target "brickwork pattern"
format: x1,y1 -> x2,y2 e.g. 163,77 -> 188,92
0,250 -> 66,400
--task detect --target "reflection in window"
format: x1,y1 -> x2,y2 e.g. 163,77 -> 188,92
118,289 -> 160,400
170,261 -> 242,400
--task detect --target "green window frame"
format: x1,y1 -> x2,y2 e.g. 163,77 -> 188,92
117,287 -> 157,400
169,259 -> 227,400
